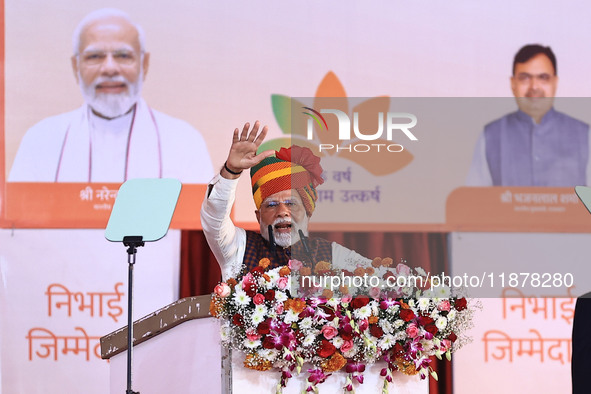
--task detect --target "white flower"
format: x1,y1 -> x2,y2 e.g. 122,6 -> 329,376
388,304 -> 400,314
233,289 -> 251,307
422,290 -> 436,299
416,267 -> 427,276
408,299 -> 416,308
299,317 -> 313,329
435,316 -> 448,330
244,339 -> 261,349
332,336 -> 344,348
418,298 -> 430,311
430,310 -> 440,319
251,312 -> 265,325
254,304 -> 268,315
378,334 -> 395,350
342,344 -> 359,358
421,339 -> 435,353
378,319 -> 393,334
353,305 -> 372,319
435,286 -> 451,298
327,298 -> 340,308
260,349 -> 279,362
284,309 -> 300,324
220,325 -> 231,341
302,334 -> 316,347
394,319 -> 405,329
393,331 -> 407,341
447,309 -> 457,321
275,291 -> 287,303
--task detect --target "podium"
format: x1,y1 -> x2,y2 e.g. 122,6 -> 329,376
100,295 -> 428,394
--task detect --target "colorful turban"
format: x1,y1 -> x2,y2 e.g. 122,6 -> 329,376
250,146 -> 324,216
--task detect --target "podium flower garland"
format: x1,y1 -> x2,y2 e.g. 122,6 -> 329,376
210,258 -> 475,393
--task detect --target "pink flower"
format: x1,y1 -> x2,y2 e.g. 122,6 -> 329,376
246,328 -> 261,341
321,325 -> 338,340
437,300 -> 451,312
288,259 -> 303,271
341,340 -> 354,352
277,276 -> 289,290
440,339 -> 452,352
369,286 -> 381,299
396,263 -> 411,276
341,295 -> 352,304
253,293 -> 265,305
214,283 -> 231,298
358,319 -> 369,331
406,322 -> 419,338
275,302 -> 284,314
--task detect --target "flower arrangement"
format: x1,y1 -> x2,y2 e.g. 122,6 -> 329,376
210,257 -> 474,393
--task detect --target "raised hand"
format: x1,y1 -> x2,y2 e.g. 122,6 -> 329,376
222,121 -> 274,179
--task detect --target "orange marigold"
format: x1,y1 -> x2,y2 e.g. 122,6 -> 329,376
322,289 -> 334,299
314,261 -> 331,274
353,267 -> 365,277
227,278 -> 238,288
244,354 -> 272,371
371,257 -> 383,268
259,258 -> 271,269
381,257 -> 393,267
394,357 -> 418,376
365,267 -> 375,275
339,286 -> 349,295
399,301 -> 410,309
263,274 -> 271,282
285,298 -> 307,314
368,315 -> 378,324
209,297 -> 223,317
279,266 -> 291,277
321,352 -> 347,372
300,267 -> 312,276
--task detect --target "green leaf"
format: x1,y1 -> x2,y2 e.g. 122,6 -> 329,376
271,94 -> 292,135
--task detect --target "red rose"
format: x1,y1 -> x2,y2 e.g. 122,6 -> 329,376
393,343 -> 405,356
317,339 -> 336,358
250,266 -> 265,276
232,313 -> 243,327
340,324 -> 353,341
425,324 -> 439,336
455,297 -> 467,311
351,295 -> 370,309
264,290 -> 276,302
399,309 -> 415,322
447,332 -> 458,343
369,324 -> 384,338
418,315 -> 434,326
262,336 -> 275,349
257,320 -> 271,335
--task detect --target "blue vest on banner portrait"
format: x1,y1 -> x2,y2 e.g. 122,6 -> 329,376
484,108 -> 589,186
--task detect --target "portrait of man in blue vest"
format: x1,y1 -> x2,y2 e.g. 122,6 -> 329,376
466,44 -> 590,186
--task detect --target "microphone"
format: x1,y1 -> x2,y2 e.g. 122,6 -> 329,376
268,225 -> 276,254
298,230 -> 310,254
298,229 -> 314,264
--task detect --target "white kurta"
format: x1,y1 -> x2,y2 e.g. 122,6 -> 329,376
9,99 -> 214,183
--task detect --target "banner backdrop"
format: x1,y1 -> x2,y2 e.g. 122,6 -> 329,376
2,1 -> 591,393
0,229 -> 180,394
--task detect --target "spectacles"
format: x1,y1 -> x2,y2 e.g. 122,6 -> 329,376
514,72 -> 554,83
78,50 -> 140,66
261,199 -> 302,211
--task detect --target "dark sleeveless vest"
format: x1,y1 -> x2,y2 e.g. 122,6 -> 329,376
242,230 -> 332,273
484,109 -> 588,186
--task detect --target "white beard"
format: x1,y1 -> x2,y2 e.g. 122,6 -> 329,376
260,216 -> 309,248
79,69 -> 143,118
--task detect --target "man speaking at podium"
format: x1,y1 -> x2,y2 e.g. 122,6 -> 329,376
9,8 -> 213,183
200,121 -> 368,281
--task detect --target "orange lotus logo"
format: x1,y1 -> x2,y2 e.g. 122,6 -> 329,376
262,72 -> 415,176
